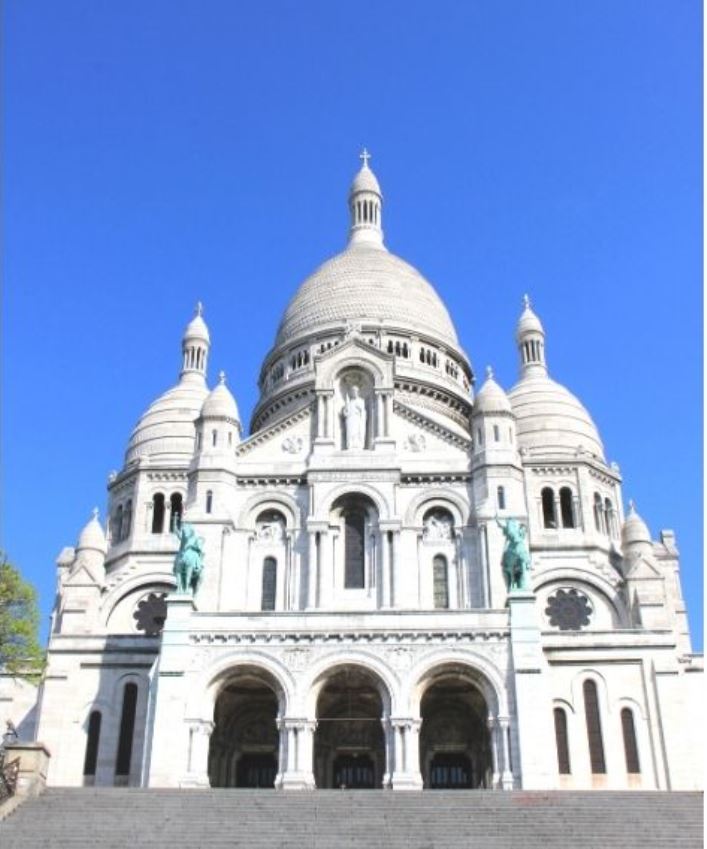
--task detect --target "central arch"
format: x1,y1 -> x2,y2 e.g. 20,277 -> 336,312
208,666 -> 283,788
313,665 -> 389,789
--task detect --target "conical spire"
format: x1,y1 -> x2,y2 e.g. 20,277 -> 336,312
180,302 -> 210,383
516,294 -> 547,377
348,148 -> 384,248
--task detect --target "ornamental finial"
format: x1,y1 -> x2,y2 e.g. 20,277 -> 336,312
359,147 -> 371,168
628,499 -> 636,514
523,293 -> 530,310
91,507 -> 99,521
218,370 -> 226,385
196,301 -> 203,316
486,365 -> 494,381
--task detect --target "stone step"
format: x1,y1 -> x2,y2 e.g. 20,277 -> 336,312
1,789 -> 702,849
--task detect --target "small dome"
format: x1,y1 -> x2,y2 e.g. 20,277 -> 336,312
184,303 -> 210,342
350,163 -> 381,196
508,373 -> 604,459
622,502 -> 651,547
473,368 -> 512,415
77,509 -> 107,554
516,296 -> 545,340
126,377 -> 208,464
201,372 -> 240,421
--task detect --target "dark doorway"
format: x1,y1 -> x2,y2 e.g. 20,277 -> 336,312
429,753 -> 472,789
236,754 -> 278,788
333,754 -> 375,789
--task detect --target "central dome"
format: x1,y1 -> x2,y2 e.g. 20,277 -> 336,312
274,242 -> 460,350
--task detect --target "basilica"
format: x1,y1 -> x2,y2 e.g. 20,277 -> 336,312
15,155 -> 702,792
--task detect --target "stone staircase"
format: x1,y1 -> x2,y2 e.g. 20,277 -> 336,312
0,788 -> 703,848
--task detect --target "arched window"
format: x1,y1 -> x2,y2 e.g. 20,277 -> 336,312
115,683 -> 138,777
493,424 -> 500,442
83,710 -> 102,777
261,557 -> 277,611
206,490 -> 213,514
122,500 -> 132,539
583,680 -> 606,773
344,507 -> 366,589
621,708 -> 640,774
169,493 -> 183,532
559,488 -> 575,529
604,498 -> 615,538
433,555 -> 449,609
151,494 -> 165,534
497,486 -> 506,510
542,487 -> 557,529
553,707 -> 571,774
113,505 -> 123,543
593,493 -> 604,533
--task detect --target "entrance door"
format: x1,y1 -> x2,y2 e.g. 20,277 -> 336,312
429,753 -> 472,789
235,754 -> 277,788
333,754 -> 375,789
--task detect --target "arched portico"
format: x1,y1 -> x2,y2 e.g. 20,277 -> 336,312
208,665 -> 285,788
409,657 -> 513,790
309,663 -> 393,789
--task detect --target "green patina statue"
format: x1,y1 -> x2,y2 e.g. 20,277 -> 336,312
495,513 -> 531,592
173,522 -> 205,595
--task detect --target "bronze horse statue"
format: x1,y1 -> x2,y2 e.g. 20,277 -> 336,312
173,522 -> 205,595
495,514 -> 531,592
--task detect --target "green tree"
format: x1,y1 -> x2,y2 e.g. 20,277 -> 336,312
0,555 -> 44,679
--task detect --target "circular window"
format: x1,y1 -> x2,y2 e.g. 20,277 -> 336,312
545,588 -> 592,631
133,592 -> 168,636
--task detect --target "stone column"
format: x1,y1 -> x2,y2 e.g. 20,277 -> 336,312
307,531 -> 318,609
390,529 -> 400,607
390,719 -> 424,790
279,719 -> 316,789
380,530 -> 391,608
498,715 -> 514,789
182,719 -> 213,788
487,714 -> 500,788
381,717 -> 394,788
376,392 -> 384,438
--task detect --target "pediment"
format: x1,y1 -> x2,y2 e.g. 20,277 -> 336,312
237,404 -> 313,459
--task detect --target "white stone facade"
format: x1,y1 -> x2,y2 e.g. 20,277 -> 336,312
17,156 -> 702,792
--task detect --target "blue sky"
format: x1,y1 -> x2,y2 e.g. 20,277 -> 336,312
2,1 -> 702,648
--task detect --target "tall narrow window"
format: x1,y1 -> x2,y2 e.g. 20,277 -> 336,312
497,486 -> 506,510
83,711 -> 102,777
212,429 -> 218,447
604,498 -> 615,538
122,500 -> 132,539
542,487 -> 557,528
433,555 -> 449,609
261,557 -> 277,611
553,708 -> 571,774
559,488 -> 575,528
493,424 -> 500,442
115,683 -> 138,777
151,494 -> 165,534
593,493 -> 604,532
583,680 -> 606,773
206,490 -> 213,514
113,505 -> 123,543
170,493 -> 183,532
344,508 -> 366,589
621,708 -> 640,774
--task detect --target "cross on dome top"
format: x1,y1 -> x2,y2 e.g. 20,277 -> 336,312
360,147 -> 371,168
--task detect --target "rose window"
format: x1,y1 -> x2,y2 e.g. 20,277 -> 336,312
545,588 -> 592,631
133,592 -> 168,636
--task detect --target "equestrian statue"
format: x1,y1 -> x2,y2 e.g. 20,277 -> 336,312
173,522 -> 205,595
495,513 -> 532,592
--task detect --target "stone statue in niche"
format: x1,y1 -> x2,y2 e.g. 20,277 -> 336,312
342,384 -> 367,449
423,512 -> 453,541
257,517 -> 285,542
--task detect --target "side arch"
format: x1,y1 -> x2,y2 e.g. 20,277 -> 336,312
403,488 -> 470,528
237,491 -> 302,531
